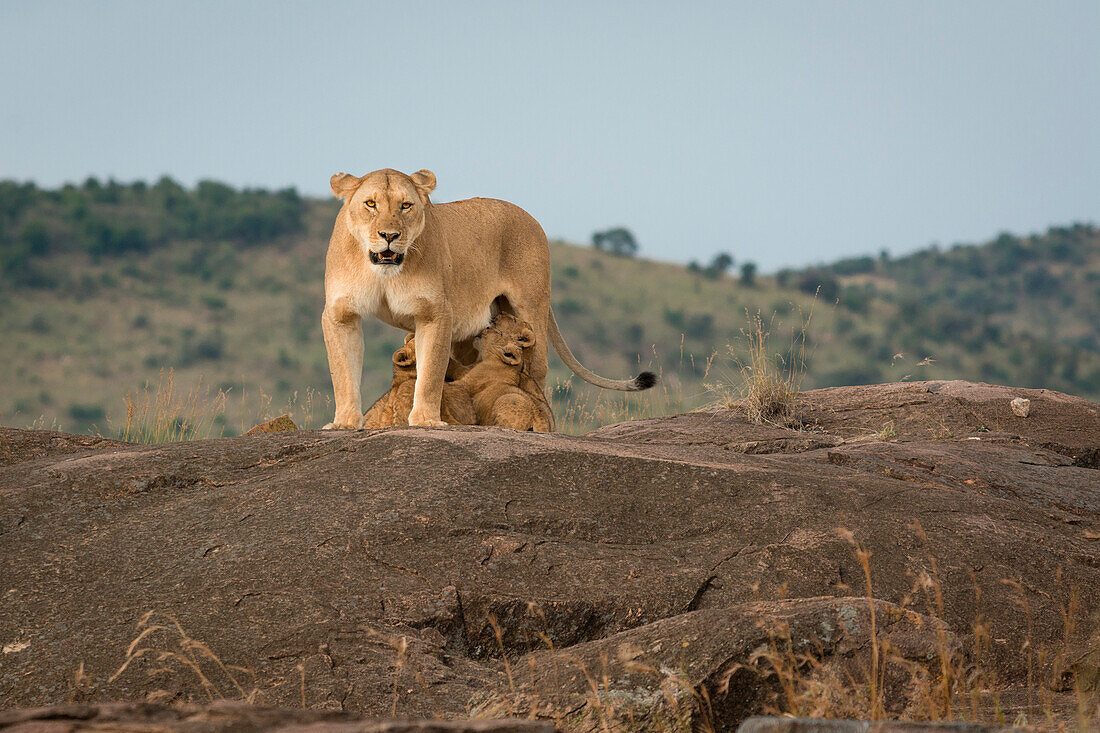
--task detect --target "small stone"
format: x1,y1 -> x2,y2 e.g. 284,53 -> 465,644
243,414 -> 298,435
1010,397 -> 1031,418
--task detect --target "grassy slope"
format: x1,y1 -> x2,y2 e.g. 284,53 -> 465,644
1,199 -> 1097,436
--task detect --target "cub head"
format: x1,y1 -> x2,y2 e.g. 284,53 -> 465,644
392,333 -> 417,377
475,315 -> 536,369
330,168 -> 437,269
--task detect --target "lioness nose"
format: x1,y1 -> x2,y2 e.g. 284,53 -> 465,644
379,231 -> 400,244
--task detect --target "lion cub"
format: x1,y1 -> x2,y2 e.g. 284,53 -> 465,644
363,336 -> 475,428
457,315 -> 553,432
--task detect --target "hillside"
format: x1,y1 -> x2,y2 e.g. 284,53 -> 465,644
1,179 -> 1098,436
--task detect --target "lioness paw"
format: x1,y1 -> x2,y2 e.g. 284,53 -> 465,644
408,409 -> 446,427
323,414 -> 364,430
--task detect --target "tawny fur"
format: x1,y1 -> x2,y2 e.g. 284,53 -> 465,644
321,168 -> 654,430
456,316 -> 552,433
363,336 -> 475,428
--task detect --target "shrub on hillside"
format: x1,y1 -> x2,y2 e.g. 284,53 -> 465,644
739,261 -> 757,287
797,271 -> 840,302
829,255 -> 875,276
0,178 -> 306,283
591,227 -> 638,257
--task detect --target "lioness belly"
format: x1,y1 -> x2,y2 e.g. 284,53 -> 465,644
372,291 -> 490,343
453,304 -> 494,341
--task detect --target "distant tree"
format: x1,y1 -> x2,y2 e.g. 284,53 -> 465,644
197,179 -> 235,207
592,227 -> 638,257
830,256 -> 875,276
839,284 -> 870,313
98,178 -> 122,204
1022,266 -> 1060,296
704,251 -> 733,279
739,261 -> 757,287
684,313 -> 714,339
0,181 -> 37,223
798,271 -> 840,301
19,220 -> 50,257
776,269 -> 792,288
687,260 -> 701,274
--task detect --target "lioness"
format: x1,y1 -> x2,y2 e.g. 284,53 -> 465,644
457,315 -> 552,432
322,168 -> 655,429
362,335 -> 475,428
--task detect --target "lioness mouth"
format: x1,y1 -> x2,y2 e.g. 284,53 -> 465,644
370,249 -> 405,266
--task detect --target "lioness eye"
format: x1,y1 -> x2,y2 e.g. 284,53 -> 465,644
401,202 -> 412,210
365,200 -> 376,208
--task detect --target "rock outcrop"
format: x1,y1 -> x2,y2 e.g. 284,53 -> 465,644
2,381 -> 1097,730
0,701 -> 554,732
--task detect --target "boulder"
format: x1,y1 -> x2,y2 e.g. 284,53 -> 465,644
2,381 -> 1097,729
0,701 -> 554,732
244,415 -> 299,436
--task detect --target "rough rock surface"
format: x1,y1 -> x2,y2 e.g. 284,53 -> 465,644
0,701 -> 554,732
736,717 -> 1017,732
1,381 -> 1098,730
244,415 -> 300,436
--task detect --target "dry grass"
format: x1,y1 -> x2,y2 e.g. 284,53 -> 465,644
707,303 -> 814,426
107,610 -> 261,704
106,369 -> 228,443
552,344 -> 712,435
738,526 -> 1099,731
95,371 -> 333,442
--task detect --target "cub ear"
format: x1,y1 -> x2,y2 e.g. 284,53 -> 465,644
409,169 -> 437,199
516,328 -> 536,348
330,172 -> 362,199
393,347 -> 414,366
403,333 -> 415,344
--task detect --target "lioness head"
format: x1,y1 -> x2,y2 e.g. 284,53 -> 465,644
475,315 -> 536,368
330,168 -> 437,268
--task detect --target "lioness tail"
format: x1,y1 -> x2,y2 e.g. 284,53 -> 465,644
547,307 -> 657,392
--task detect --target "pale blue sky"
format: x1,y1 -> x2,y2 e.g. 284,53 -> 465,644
2,1 -> 1097,269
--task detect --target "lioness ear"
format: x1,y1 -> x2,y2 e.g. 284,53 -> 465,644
330,172 -> 363,199
409,169 -> 436,199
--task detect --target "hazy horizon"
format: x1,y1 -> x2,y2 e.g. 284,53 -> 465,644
2,1 -> 1097,269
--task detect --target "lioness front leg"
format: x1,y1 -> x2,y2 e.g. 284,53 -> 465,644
321,302 -> 365,429
408,309 -> 453,427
